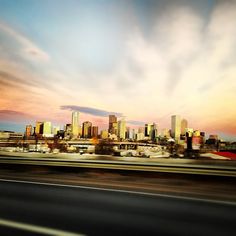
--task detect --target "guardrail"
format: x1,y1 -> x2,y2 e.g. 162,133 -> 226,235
0,156 -> 236,177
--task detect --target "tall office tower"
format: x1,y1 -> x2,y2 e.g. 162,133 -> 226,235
181,119 -> 188,135
149,123 -> 158,141
71,111 -> 79,137
109,115 -> 117,134
65,124 -> 72,138
25,125 -> 32,137
91,126 -> 98,138
43,121 -> 52,137
111,122 -> 118,135
35,121 -> 43,135
118,117 -> 126,140
171,115 -> 181,140
82,121 -> 92,138
126,127 -> 130,139
78,125 -> 82,137
145,124 -> 153,137
132,129 -> 137,140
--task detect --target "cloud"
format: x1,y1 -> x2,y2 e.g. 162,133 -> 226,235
0,70 -> 37,88
0,109 -> 34,122
0,23 -> 54,100
0,110 -> 26,115
60,105 -> 122,117
0,67 -> 58,98
0,22 -> 49,62
127,120 -> 145,126
1,1 -> 236,137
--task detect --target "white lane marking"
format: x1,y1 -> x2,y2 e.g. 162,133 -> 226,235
0,178 -> 236,207
0,218 -> 84,236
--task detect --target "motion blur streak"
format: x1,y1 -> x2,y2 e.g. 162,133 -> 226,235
0,218 -> 83,236
0,179 -> 236,235
1,156 -> 236,177
1,178 -> 236,206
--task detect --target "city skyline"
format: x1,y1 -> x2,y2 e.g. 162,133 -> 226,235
0,0 -> 236,140
1,111 -> 230,142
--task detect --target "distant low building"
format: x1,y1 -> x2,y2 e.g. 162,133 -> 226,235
53,126 -> 60,135
0,131 -> 11,139
206,134 -> 219,146
0,131 -> 23,140
136,132 -> 145,141
101,130 -> 109,139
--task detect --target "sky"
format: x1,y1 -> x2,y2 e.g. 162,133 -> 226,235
0,0 -> 236,140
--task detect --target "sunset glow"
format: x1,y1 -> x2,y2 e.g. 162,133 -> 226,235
0,0 -> 236,140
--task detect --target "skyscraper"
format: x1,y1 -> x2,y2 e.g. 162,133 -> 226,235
35,121 -> 43,135
109,115 -> 117,134
25,125 -> 32,137
111,122 -> 118,135
118,117 -> 126,140
91,126 -> 98,138
171,115 -> 181,140
126,127 -> 130,139
145,124 -> 152,137
149,123 -> 158,142
82,121 -> 92,138
181,119 -> 188,135
65,124 -> 72,138
72,111 -> 79,137
43,121 -> 52,137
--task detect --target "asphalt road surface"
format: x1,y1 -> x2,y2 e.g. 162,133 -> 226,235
0,179 -> 236,236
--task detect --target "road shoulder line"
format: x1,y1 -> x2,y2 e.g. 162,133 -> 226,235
0,178 -> 236,206
0,218 -> 83,236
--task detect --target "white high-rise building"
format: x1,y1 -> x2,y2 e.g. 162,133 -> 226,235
118,117 -> 126,140
72,111 -> 79,137
43,121 -> 52,137
171,115 -> 181,140
131,129 -> 136,140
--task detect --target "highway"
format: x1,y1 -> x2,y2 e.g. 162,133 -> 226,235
0,179 -> 236,235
